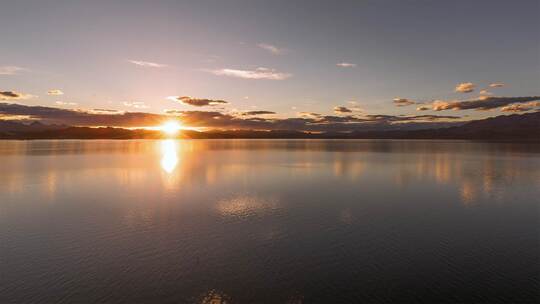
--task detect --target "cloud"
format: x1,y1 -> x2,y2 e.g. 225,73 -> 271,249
128,60 -> 167,68
297,112 -> 322,118
489,82 -> 505,88
210,67 -> 291,80
257,43 -> 285,55
455,82 -> 476,93
479,89 -> 492,96
393,98 -> 416,107
241,110 -> 276,116
0,91 -> 34,100
500,101 -> 540,112
168,96 -> 229,107
2,102 -> 463,132
431,96 -> 540,111
123,101 -> 149,109
0,102 -> 165,127
336,62 -> 356,68
0,66 -> 26,75
416,105 -> 431,111
334,106 -> 353,114
55,101 -> 77,106
47,89 -> 64,96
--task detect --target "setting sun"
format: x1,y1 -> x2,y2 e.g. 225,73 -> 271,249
161,121 -> 181,135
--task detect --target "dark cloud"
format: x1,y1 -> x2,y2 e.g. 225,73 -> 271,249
334,106 -> 353,114
393,98 -> 415,107
241,110 -> 276,116
2,102 -> 463,132
169,96 -> 228,107
0,103 -> 166,127
432,96 -> 540,111
1,91 -> 33,100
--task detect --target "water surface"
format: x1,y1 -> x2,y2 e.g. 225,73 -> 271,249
1,140 -> 539,303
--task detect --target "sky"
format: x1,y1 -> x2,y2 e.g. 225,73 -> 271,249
1,0 -> 539,130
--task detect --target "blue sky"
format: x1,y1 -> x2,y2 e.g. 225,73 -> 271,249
1,0 -> 539,126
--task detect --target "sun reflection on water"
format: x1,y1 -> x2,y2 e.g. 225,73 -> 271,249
160,140 -> 179,173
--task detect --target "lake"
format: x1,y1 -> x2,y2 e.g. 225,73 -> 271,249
1,139 -> 539,303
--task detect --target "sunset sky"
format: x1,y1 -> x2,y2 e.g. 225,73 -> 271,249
1,0 -> 539,130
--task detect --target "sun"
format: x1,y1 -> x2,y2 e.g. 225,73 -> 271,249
161,121 -> 182,135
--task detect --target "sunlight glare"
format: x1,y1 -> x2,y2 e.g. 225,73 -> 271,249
161,121 -> 181,135
160,140 -> 178,173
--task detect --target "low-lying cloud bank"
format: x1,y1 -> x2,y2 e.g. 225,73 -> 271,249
431,96 -> 540,111
1,102 -> 463,132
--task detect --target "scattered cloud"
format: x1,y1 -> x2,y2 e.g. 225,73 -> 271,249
334,106 -> 353,114
489,82 -> 505,88
430,96 -> 540,111
455,82 -> 476,93
48,89 -> 64,95
123,101 -> 149,109
128,60 -> 167,68
241,110 -> 276,116
336,62 -> 356,68
393,98 -> 416,107
501,101 -> 540,112
1,102 -> 464,131
55,101 -> 77,106
168,96 -> 229,107
0,66 -> 26,75
479,89 -> 492,96
0,91 -> 34,100
257,43 -> 285,55
210,67 -> 291,80
416,105 -> 431,111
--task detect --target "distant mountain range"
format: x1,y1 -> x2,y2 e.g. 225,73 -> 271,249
1,112 -> 539,141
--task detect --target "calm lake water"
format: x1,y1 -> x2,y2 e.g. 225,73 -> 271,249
1,139 -> 539,303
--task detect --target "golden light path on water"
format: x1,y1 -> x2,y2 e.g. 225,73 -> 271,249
160,140 -> 179,173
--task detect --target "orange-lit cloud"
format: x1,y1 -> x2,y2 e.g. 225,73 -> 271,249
393,98 -> 416,107
500,101 -> 540,112
123,101 -> 149,109
430,96 -> 540,111
47,89 -> 64,95
455,82 -> 476,93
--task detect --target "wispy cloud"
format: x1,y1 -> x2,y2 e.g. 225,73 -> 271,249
455,82 -> 476,93
0,66 -> 26,75
489,82 -> 505,88
168,96 -> 229,107
241,110 -> 276,116
210,67 -> 291,80
55,101 -> 77,106
128,60 -> 167,68
336,62 -> 357,68
0,91 -> 35,100
123,101 -> 149,109
48,89 -> 64,96
257,43 -> 286,55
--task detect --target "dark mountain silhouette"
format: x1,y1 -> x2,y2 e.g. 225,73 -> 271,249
1,112 -> 538,140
